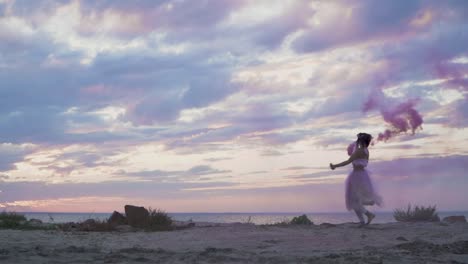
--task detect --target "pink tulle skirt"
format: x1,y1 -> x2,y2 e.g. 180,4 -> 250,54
345,168 -> 382,211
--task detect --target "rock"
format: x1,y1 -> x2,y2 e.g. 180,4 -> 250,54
29,218 -> 43,224
28,218 -> 44,227
108,211 -> 127,226
125,205 -> 149,228
82,219 -> 96,225
80,219 -> 97,231
58,222 -> 78,231
442,215 -> 467,223
396,236 -> 408,241
115,225 -> 135,232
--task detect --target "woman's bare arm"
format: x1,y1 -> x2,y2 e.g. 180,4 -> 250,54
330,148 -> 367,170
330,159 -> 352,170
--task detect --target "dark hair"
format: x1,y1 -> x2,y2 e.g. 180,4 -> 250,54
356,133 -> 372,147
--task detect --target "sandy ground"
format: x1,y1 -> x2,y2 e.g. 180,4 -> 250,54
0,222 -> 467,263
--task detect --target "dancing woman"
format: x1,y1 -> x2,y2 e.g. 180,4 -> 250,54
330,133 -> 382,226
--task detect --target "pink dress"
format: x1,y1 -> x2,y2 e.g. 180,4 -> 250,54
345,149 -> 383,211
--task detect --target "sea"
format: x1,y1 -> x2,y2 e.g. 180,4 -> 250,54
20,211 -> 468,225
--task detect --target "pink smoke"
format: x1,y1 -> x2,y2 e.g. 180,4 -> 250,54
363,91 -> 423,142
364,57 -> 466,141
378,100 -> 423,141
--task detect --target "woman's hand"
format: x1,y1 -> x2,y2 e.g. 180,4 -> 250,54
329,163 -> 335,170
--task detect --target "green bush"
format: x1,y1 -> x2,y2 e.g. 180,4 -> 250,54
290,214 -> 313,225
146,208 -> 173,231
393,204 -> 440,222
0,211 -> 27,228
0,211 -> 26,222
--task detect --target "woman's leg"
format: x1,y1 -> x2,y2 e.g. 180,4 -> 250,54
354,204 -> 366,224
365,210 -> 375,225
354,209 -> 365,224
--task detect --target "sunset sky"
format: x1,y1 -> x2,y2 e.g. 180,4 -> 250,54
0,0 -> 467,213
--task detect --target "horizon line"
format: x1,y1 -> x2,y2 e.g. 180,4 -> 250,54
16,210 -> 468,214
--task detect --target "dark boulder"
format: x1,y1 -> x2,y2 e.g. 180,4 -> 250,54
125,205 -> 149,228
108,211 -> 127,226
443,215 -> 467,223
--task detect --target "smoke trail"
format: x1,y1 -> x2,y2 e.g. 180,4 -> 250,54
361,58 -> 467,143
363,89 -> 423,142
376,100 -> 423,141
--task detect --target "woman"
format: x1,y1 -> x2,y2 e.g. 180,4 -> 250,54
330,133 -> 382,226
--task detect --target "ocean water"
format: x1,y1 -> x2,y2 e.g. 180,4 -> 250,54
21,211 -> 468,225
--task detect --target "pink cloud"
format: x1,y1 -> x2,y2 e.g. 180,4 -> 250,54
81,84 -> 111,96
78,9 -> 152,37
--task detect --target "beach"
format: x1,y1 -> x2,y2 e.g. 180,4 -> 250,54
0,221 -> 467,263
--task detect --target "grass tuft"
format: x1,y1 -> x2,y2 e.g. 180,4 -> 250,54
0,211 -> 56,230
290,214 -> 313,225
0,211 -> 27,229
393,204 -> 440,222
146,208 -> 173,231
265,214 -> 314,226
0,211 -> 26,222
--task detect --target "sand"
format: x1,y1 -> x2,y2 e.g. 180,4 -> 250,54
0,222 -> 467,263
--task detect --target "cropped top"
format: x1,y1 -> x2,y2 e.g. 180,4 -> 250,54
352,159 -> 368,169
352,147 -> 369,169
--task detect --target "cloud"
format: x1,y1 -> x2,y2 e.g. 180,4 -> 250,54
1,155 -> 468,212
3,0 -> 463,148
203,157 -> 233,162
285,171 -> 338,180
126,165 -> 231,181
0,143 -> 36,171
368,154 -> 468,210
260,149 -> 284,157
292,0 -> 422,53
0,35 -> 239,144
371,155 -> 468,182
0,179 -> 236,204
378,144 -> 421,150
1,1 -> 468,212
448,99 -> 468,127
281,166 -> 313,171
285,0 -> 466,142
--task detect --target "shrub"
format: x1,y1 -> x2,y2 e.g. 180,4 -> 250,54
57,219 -> 116,232
80,219 -> 116,232
0,211 -> 26,222
263,220 -> 289,226
146,208 -> 173,231
393,204 -> 440,222
0,211 -> 27,228
290,214 -> 313,225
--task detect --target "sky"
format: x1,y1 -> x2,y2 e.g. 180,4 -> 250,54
0,0 -> 467,213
